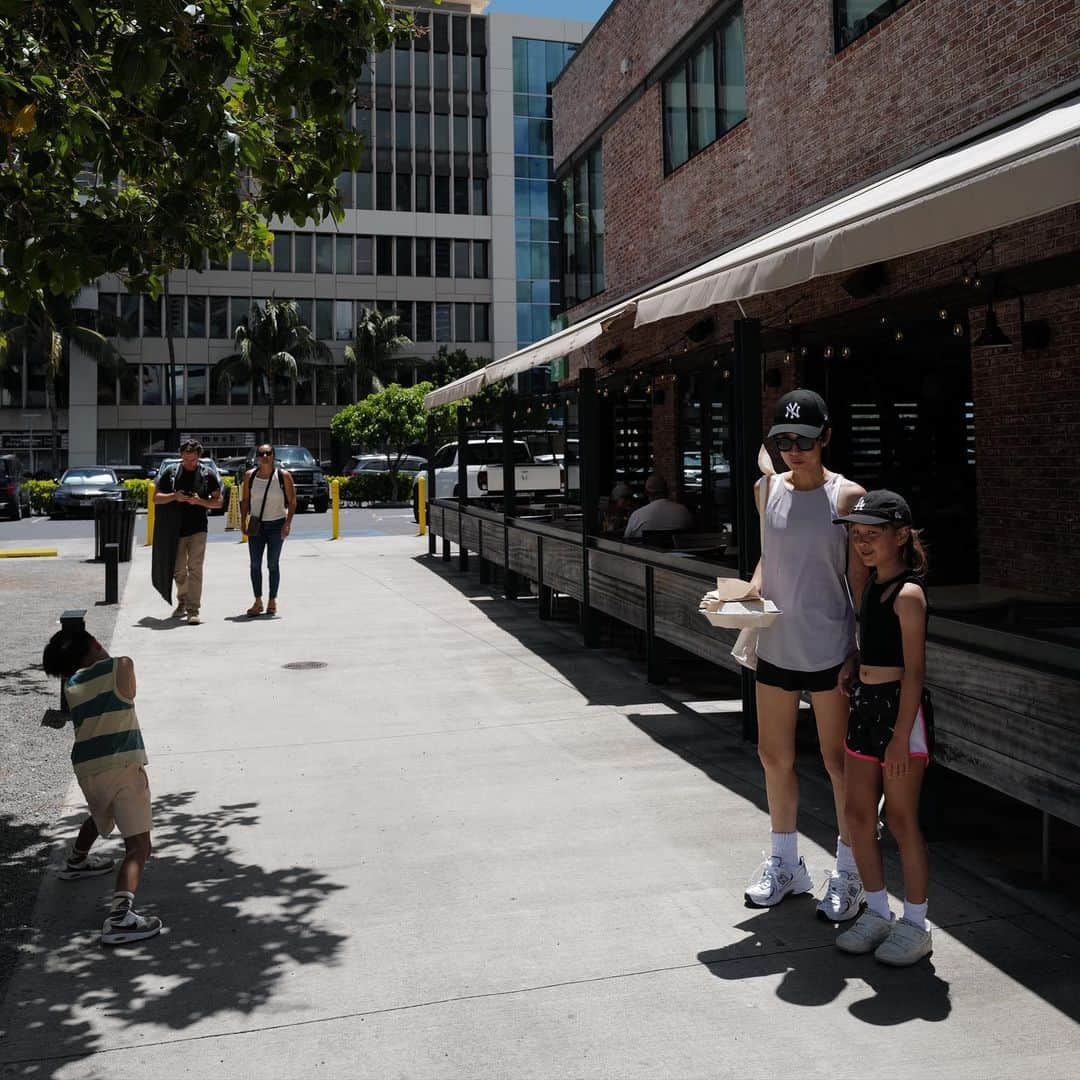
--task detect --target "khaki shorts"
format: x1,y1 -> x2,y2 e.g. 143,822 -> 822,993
77,763 -> 152,838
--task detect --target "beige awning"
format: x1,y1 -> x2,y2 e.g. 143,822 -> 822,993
423,302 -> 635,408
634,97 -> 1080,326
425,98 -> 1080,409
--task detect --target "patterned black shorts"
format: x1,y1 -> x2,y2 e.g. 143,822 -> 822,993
847,681 -> 935,763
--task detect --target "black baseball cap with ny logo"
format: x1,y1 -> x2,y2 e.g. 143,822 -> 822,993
767,389 -> 830,439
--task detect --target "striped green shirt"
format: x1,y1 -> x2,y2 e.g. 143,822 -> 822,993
65,658 -> 148,779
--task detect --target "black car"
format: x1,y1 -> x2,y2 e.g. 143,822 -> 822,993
241,445 -> 329,513
0,454 -> 32,520
49,468 -> 127,519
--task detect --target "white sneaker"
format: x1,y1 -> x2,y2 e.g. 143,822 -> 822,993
58,853 -> 115,880
101,907 -> 163,946
816,869 -> 865,922
835,908 -> 894,954
744,855 -> 813,907
874,918 -> 933,966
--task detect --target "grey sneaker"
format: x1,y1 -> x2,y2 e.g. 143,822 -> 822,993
58,853 -> 114,880
874,918 -> 933,966
836,908 -> 894,954
172,602 -> 186,619
186,612 -> 201,625
101,908 -> 163,946
816,869 -> 865,922
744,855 -> 813,907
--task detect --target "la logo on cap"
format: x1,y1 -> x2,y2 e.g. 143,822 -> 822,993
854,497 -> 867,510
785,402 -> 800,419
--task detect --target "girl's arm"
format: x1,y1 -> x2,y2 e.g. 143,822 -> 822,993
883,584 -> 928,778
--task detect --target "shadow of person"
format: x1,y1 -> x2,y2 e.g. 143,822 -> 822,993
698,906 -> 951,1024
0,792 -> 347,1078
133,616 -> 182,630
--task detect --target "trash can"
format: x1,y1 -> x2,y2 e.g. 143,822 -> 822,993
94,497 -> 137,562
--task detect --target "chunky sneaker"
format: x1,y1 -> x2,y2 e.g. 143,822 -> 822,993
835,908 -> 894,954
874,918 -> 933,966
172,602 -> 186,619
186,612 -> 202,626
816,869 -> 865,922
101,907 -> 163,946
247,598 -> 264,617
58,853 -> 114,880
744,855 -> 813,907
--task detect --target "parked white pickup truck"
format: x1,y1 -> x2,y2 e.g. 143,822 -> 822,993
411,438 -> 563,520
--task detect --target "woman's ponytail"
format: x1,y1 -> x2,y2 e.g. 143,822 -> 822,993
902,529 -> 929,576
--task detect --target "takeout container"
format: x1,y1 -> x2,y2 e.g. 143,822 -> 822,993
698,577 -> 781,628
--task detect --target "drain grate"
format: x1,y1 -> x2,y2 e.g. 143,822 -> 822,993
283,661 -> 328,670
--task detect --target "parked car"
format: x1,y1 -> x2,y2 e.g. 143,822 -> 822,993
347,454 -> 428,477
49,468 -> 127,519
140,451 -> 175,479
107,465 -> 149,484
240,445 -> 329,513
154,458 -> 231,516
0,454 -> 31,520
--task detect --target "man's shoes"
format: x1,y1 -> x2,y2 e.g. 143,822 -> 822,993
247,598 -> 264,617
836,908 -> 894,954
744,855 -> 813,907
816,869 -> 865,922
874,918 -> 933,966
58,853 -> 115,880
267,599 -> 277,616
101,907 -> 163,946
186,612 -> 202,625
172,602 -> 186,619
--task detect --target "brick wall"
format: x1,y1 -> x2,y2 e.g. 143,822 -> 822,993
554,0 -> 1080,314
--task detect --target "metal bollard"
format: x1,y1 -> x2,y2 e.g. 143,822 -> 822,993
416,475 -> 427,537
145,492 -> 155,546
104,543 -> 119,604
331,478 -> 340,540
58,609 -> 87,713
225,483 -> 239,531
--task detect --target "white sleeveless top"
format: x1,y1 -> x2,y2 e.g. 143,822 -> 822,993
249,470 -> 287,523
756,471 -> 856,672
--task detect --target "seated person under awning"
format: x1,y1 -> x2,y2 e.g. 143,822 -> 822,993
624,474 -> 693,540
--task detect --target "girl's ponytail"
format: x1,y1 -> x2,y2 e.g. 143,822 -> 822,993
903,529 -> 929,576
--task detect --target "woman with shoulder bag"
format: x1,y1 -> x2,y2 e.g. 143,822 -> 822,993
241,445 -> 296,617
743,390 -> 869,922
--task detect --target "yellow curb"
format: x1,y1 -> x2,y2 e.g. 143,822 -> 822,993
0,548 -> 59,558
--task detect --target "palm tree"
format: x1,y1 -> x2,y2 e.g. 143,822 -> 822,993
0,294 -> 124,476
214,298 -> 331,442
343,306 -> 414,398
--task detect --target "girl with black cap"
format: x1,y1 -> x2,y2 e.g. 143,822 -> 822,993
743,389 -> 870,922
832,490 -> 934,965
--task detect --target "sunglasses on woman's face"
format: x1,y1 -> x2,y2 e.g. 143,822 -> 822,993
773,434 -> 819,452
257,450 -> 274,458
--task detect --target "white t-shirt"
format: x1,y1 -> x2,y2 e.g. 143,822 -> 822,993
623,498 -> 694,540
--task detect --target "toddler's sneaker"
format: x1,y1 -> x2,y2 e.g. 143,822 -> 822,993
744,855 -> 813,907
835,908 -> 894,954
101,905 -> 163,946
816,869 -> 864,922
874,918 -> 933,966
58,853 -> 114,880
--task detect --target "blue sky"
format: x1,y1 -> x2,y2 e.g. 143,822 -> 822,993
486,0 -> 610,21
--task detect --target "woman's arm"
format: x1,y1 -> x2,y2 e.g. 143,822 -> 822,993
883,584 -> 928,779
836,480 -> 870,606
749,476 -> 765,592
241,470 -> 252,519
281,471 -> 297,537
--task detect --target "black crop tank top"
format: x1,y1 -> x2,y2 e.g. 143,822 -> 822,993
858,570 -> 927,667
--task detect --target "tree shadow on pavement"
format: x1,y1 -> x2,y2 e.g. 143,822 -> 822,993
0,792 -> 346,1078
697,906 -> 952,1025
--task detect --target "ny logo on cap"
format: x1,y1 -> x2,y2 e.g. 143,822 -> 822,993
785,402 -> 801,420
854,497 -> 867,510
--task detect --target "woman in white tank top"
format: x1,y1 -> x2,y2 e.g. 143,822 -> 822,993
743,390 -> 870,923
241,445 -> 297,617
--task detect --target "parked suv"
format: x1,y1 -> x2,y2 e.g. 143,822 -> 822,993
241,445 -> 329,513
0,454 -> 31,520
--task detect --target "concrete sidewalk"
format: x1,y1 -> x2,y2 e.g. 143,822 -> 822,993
1,533 -> 1077,1079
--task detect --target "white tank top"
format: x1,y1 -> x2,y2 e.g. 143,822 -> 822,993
249,470 -> 287,523
756,471 -> 856,672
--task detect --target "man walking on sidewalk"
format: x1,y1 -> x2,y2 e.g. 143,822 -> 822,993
152,439 -> 222,625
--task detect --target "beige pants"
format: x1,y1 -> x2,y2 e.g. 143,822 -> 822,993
174,531 -> 208,614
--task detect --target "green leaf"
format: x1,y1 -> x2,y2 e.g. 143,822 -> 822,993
70,0 -> 95,34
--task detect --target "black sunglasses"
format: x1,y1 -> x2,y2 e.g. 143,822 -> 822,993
256,450 -> 274,457
773,434 -> 819,452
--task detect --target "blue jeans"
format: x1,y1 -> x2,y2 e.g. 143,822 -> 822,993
249,518 -> 285,599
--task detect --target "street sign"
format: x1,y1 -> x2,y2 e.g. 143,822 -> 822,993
0,432 -> 69,449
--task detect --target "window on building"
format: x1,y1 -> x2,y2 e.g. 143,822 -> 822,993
316,299 -> 334,341
336,171 -> 354,209
167,296 -> 185,337
435,175 -> 451,214
356,170 -> 374,210
376,235 -> 394,275
473,241 -> 489,279
316,235 -> 334,274
415,237 -> 432,277
253,250 -> 271,272
396,301 -> 413,341
230,251 -> 250,272
454,240 -> 471,279
453,176 -> 469,215
209,296 -> 229,339
273,233 -> 292,272
435,302 -> 452,342
395,109 -> 411,150
335,235 -> 354,276
394,45 -> 410,87
474,303 -> 491,342
356,236 -> 374,275
119,294 -> 140,338
335,300 -> 353,341
662,3 -> 745,172
435,239 -> 452,278
396,171 -> 412,211
560,141 -> 605,305
230,296 -> 250,335
396,236 -> 413,276
376,170 -> 393,210
187,296 -> 206,338
416,173 -> 432,212
187,366 -> 208,406
835,0 -> 912,50
472,178 -> 487,215
296,298 -> 314,331
415,302 -> 433,342
415,112 -> 431,151
295,233 -> 313,274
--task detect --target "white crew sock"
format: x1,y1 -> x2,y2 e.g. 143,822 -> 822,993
903,899 -> 929,930
110,890 -> 136,921
865,888 -> 893,920
770,831 -> 799,867
835,838 -> 858,875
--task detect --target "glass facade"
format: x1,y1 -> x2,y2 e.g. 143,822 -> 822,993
512,37 -> 577,391
835,0 -> 912,50
560,142 -> 604,308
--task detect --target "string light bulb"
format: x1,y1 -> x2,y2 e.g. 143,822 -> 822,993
952,321 -> 965,337
841,345 -> 852,359
823,345 -> 834,359
894,329 -> 904,344
939,308 -> 949,320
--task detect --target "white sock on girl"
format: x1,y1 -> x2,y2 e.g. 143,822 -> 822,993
835,838 -> 858,874
903,899 -> 928,930
770,831 -> 799,867
865,888 -> 893,920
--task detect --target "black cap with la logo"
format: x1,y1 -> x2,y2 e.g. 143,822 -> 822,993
767,389 -> 830,439
833,489 -> 914,526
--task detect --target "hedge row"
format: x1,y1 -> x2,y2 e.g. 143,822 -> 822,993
24,476 -> 236,514
327,472 -> 414,506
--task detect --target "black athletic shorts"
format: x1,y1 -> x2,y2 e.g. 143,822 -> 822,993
846,680 -> 935,763
755,657 -> 844,694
